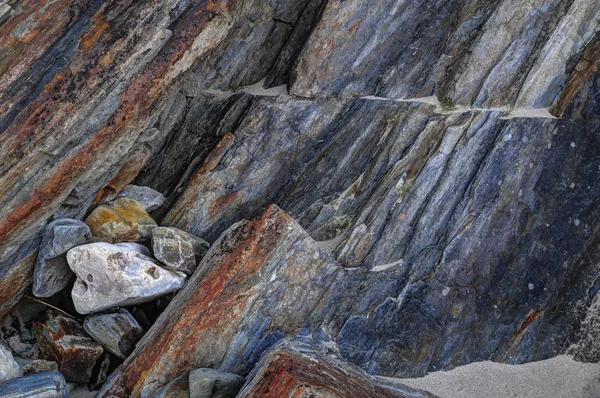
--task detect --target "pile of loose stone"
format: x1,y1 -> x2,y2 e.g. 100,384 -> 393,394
0,185 -> 245,397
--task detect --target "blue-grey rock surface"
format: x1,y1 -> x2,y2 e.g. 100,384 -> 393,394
33,219 -> 92,298
83,310 -> 144,359
0,371 -> 68,398
0,0 -> 600,396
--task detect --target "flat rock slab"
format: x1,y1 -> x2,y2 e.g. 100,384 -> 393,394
189,368 -> 244,398
116,185 -> 165,212
33,218 -> 92,297
83,309 -> 145,359
31,310 -> 103,383
238,337 -> 436,398
151,227 -> 209,275
85,198 -> 157,243
100,205 -> 342,396
0,371 -> 68,398
0,344 -> 22,383
67,242 -> 185,314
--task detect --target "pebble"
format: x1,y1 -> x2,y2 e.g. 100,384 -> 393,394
83,309 -> 144,359
20,359 -> 59,375
33,219 -> 92,297
152,227 -> 210,275
31,310 -> 104,383
0,371 -> 68,398
116,185 -> 165,212
84,198 -> 157,242
67,242 -> 186,314
188,368 -> 245,398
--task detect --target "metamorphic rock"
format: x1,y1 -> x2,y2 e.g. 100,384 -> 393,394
0,0 -> 599,397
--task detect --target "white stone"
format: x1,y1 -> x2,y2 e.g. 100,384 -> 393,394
67,242 -> 186,314
0,344 -> 22,384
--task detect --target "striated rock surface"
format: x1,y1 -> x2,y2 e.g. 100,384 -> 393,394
83,310 -> 145,359
85,198 -> 157,243
1,0 -> 600,395
31,310 -> 103,383
238,337 -> 436,398
151,227 -> 209,275
67,242 -> 185,314
33,218 -> 91,298
0,371 -> 68,398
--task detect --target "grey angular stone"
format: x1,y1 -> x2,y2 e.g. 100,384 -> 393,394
116,185 -> 165,212
20,359 -> 58,375
0,344 -> 22,384
151,227 -> 209,275
0,371 -> 68,398
66,242 -> 186,314
188,368 -> 244,398
83,309 -> 145,359
33,219 -> 92,298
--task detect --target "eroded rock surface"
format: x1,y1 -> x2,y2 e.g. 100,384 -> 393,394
67,242 -> 185,314
238,337 -> 436,398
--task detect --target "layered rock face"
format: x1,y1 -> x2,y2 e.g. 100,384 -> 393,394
1,0 -> 600,396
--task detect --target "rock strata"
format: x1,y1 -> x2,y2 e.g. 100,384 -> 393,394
83,310 -> 144,359
31,310 -> 103,383
33,219 -> 92,298
67,242 -> 185,314
151,227 -> 209,275
85,198 -> 157,243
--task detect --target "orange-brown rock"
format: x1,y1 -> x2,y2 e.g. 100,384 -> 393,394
237,338 -> 437,398
32,310 -> 104,383
85,198 -> 157,242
